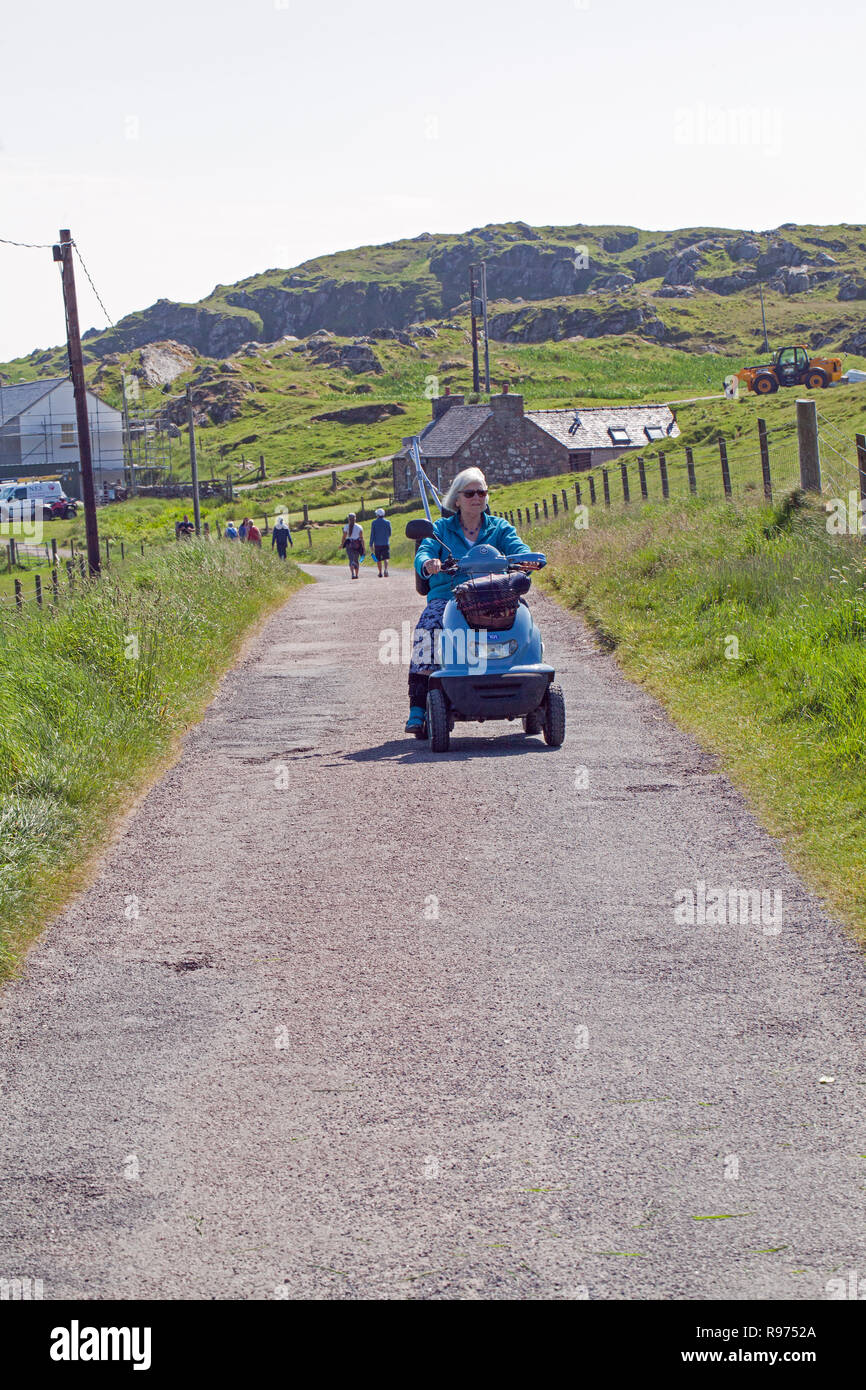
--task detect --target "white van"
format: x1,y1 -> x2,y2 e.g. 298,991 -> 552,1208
0,480 -> 65,520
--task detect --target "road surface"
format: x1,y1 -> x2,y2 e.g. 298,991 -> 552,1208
0,564 -> 863,1300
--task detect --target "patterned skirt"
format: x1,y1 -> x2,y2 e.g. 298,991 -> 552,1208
409,597 -> 449,674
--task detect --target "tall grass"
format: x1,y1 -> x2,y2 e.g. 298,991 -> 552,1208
0,541 -> 305,977
541,490 -> 866,938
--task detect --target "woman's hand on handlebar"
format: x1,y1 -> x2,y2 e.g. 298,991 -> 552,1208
423,558 -> 442,576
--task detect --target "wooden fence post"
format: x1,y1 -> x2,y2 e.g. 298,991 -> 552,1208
561,488 -> 568,510
757,418 -> 773,503
856,433 -> 866,538
70,538 -> 75,560
796,398 -> 821,492
543,498 -> 549,519
574,479 -> 582,506
686,447 -> 697,496
120,540 -> 125,561
517,508 -> 523,526
718,437 -> 732,498
66,559 -> 74,588
52,567 -> 59,604
78,554 -> 86,579
307,527 -> 312,547
534,502 -> 540,520
620,460 -> 630,503
14,578 -> 22,610
588,476 -> 596,505
35,574 -> 42,607
105,537 -> 110,565
552,493 -> 558,517
303,502 -> 309,525
140,540 -> 145,556
638,455 -> 648,501
659,451 -> 669,500
51,537 -> 58,565
602,468 -> 610,506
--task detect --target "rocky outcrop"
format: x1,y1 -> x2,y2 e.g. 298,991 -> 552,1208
224,276 -> 440,342
729,237 -> 761,262
838,276 -> 866,301
488,302 -> 665,343
595,272 -> 635,291
293,335 -> 383,373
429,237 -> 597,310
701,269 -> 757,294
89,300 -> 264,359
842,327 -> 866,353
600,230 -> 639,253
627,249 -> 671,281
164,374 -> 257,428
310,402 -> 405,425
663,248 -> 703,286
133,340 -> 198,387
757,239 -> 806,275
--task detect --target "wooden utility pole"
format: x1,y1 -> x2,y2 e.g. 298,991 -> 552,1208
759,284 -> 770,354
480,261 -> 491,393
186,386 -> 202,535
469,265 -> 480,394
54,229 -> 100,576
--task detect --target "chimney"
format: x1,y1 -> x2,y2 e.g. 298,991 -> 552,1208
432,391 -> 465,420
489,386 -> 523,416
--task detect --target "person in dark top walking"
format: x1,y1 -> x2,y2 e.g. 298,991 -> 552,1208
271,515 -> 293,558
369,508 -> 392,577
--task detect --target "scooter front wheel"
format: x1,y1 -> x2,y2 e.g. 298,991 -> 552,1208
543,683 -> 566,747
426,689 -> 450,752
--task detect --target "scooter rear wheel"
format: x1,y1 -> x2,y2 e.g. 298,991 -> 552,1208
523,708 -> 544,736
543,683 -> 566,747
426,688 -> 450,752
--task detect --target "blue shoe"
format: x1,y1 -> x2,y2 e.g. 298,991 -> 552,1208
405,706 -> 426,736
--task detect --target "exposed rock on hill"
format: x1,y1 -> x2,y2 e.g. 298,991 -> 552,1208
134,341 -> 198,387
488,301 -> 665,343
310,402 -> 405,426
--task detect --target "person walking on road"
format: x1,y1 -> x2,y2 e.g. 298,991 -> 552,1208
271,515 -> 293,558
369,507 -> 392,577
341,512 -> 365,579
238,518 -> 249,541
246,519 -> 262,547
225,520 -> 239,540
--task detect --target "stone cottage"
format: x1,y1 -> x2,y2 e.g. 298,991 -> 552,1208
393,387 -> 679,500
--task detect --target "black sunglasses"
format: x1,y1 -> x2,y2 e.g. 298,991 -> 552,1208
461,488 -> 488,498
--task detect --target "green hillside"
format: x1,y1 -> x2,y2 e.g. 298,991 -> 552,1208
2,219 -> 865,490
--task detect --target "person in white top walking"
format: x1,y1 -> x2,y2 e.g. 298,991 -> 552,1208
341,512 -> 365,579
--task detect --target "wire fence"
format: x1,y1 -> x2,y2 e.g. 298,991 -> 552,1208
488,409 -> 866,537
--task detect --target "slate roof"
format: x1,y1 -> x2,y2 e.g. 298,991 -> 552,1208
527,404 -> 679,450
417,404 -> 492,457
0,377 -> 68,425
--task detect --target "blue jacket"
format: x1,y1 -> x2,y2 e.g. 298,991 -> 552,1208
370,517 -> 392,547
414,512 -> 532,601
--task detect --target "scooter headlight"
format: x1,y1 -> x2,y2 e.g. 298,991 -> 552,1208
482,638 -> 519,660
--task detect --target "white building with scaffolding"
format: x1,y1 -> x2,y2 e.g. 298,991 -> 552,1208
0,376 -> 124,498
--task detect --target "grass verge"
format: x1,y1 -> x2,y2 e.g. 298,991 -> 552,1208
0,541 -> 307,980
540,490 -> 866,942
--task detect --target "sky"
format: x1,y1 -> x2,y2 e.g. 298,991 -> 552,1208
1,0 -> 864,360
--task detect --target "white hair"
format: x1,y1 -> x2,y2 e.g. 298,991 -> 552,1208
443,467 -> 488,512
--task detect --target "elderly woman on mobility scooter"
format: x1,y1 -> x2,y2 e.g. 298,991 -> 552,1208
405,466 -> 534,733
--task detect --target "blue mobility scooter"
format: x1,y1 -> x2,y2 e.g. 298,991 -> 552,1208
406,517 -> 566,752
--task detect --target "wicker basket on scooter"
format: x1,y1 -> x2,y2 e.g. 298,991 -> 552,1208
453,571 -> 528,630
